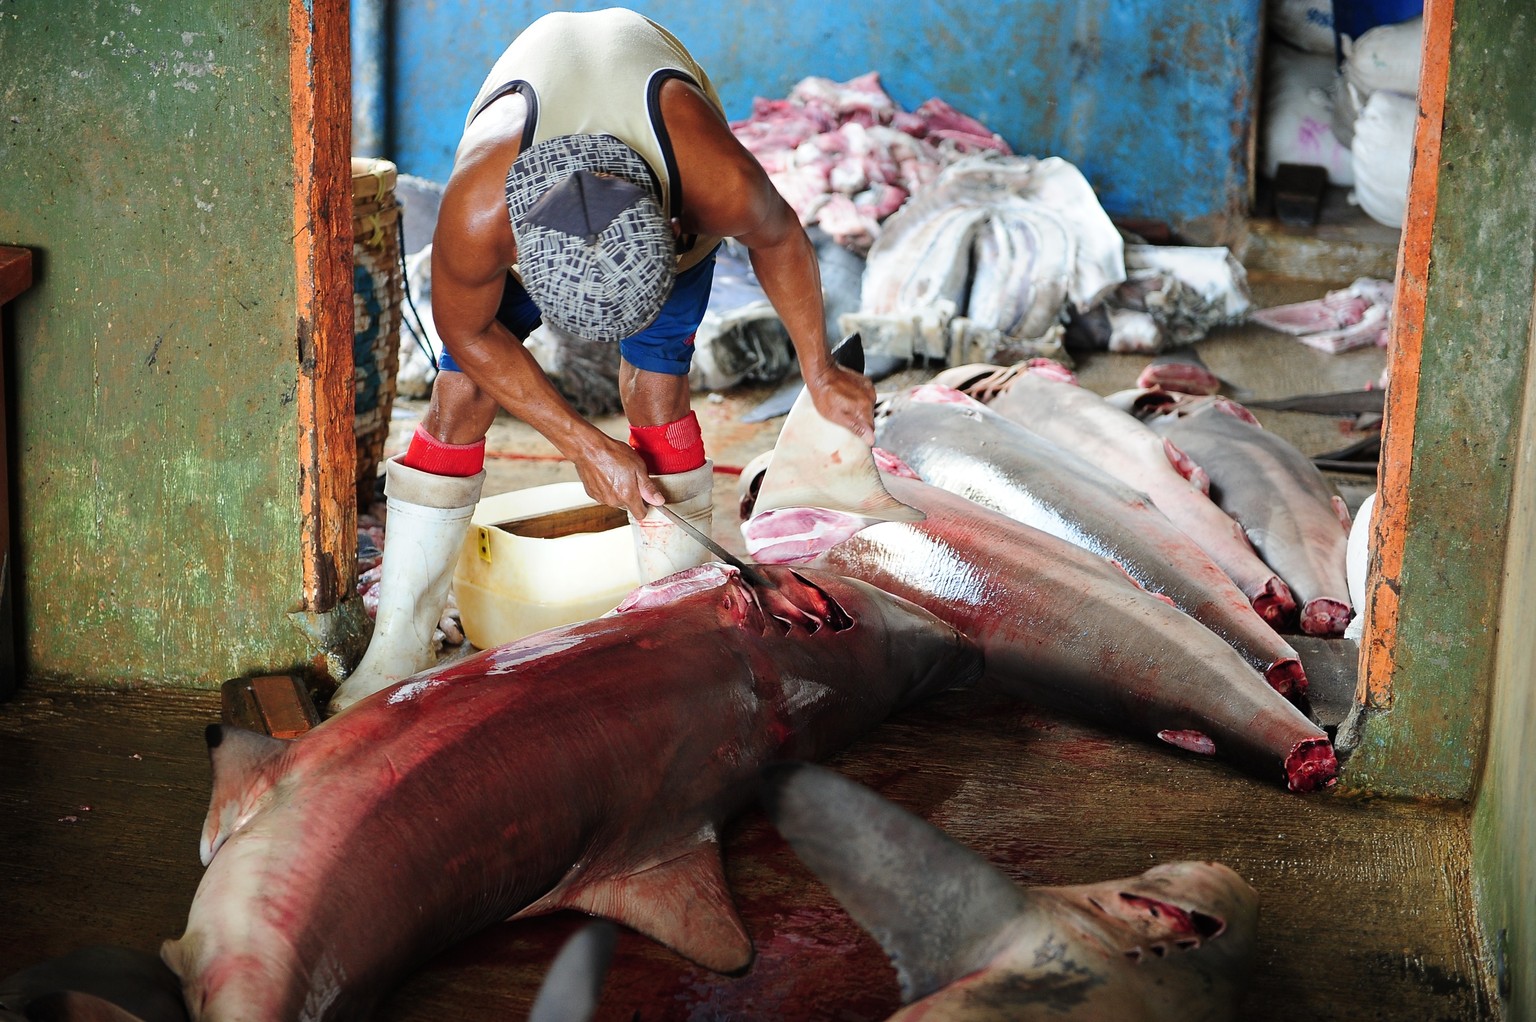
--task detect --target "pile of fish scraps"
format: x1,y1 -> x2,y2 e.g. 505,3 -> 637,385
731,73 -> 1255,380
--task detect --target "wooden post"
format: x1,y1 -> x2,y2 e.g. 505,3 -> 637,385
290,0 -> 356,612
0,247 -> 31,700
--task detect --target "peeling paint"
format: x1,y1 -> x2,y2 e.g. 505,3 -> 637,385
388,0 -> 1261,240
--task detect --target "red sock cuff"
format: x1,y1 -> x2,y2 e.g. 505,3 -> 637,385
399,425 -> 486,477
629,411 -> 706,475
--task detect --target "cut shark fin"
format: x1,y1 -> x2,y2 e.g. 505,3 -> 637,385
754,386 -> 924,526
521,839 -> 753,975
201,724 -> 290,865
761,762 -> 1027,1002
528,922 -> 617,1022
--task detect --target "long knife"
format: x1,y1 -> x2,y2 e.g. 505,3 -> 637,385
655,504 -> 775,589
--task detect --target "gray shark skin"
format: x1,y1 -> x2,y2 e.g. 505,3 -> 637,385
161,563 -> 982,1022
761,762 -> 1259,1022
0,946 -> 188,1022
874,385 -> 1308,699
966,363 -> 1299,625
1142,395 -> 1355,637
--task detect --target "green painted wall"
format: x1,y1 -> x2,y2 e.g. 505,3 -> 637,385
0,1 -> 339,685
1343,4 -> 1536,801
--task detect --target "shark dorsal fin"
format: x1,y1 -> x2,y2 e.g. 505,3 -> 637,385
761,762 -> 1027,1002
527,922 -> 617,1022
524,838 -> 753,974
753,386 -> 924,525
200,724 -> 290,865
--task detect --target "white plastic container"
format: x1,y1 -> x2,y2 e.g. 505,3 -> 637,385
453,482 -> 639,650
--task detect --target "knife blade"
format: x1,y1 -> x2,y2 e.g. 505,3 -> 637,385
654,504 -> 774,589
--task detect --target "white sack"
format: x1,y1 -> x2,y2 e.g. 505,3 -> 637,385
1344,17 -> 1423,97
1269,0 -> 1337,54
1351,90 -> 1417,228
1262,44 -> 1356,186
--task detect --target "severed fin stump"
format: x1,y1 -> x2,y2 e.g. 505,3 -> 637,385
221,674 -> 320,739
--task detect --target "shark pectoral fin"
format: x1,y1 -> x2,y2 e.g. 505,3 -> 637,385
546,841 -> 754,975
761,762 -> 1028,1003
755,387 -> 924,527
201,724 -> 289,865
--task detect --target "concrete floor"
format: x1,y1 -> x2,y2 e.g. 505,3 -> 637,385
0,259 -> 1498,1018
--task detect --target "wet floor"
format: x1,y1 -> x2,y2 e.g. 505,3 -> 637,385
0,272 -> 1496,1018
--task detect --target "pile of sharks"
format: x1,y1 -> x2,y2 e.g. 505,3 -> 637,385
3,355 -> 1362,1022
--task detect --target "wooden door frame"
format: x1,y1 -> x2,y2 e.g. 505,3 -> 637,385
1357,0 -> 1452,715
292,0 -> 357,613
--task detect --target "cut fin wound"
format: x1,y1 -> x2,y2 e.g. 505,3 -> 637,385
200,724 -> 289,866
1161,438 -> 1210,494
760,762 -> 1026,1003
753,386 -> 924,527
518,838 -> 753,975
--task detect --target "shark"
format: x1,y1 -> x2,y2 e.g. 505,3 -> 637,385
161,563 -> 982,1021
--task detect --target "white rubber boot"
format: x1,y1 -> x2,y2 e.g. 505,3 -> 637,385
329,459 -> 486,714
629,462 -> 715,584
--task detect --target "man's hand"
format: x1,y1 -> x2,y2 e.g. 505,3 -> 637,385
804,363 -> 877,445
569,432 -> 667,520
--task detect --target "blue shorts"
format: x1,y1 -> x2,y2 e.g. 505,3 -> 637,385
438,246 -> 719,377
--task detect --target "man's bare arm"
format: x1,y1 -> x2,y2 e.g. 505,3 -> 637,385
664,81 -> 876,443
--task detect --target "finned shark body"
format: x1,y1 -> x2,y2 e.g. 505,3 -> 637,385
875,385 -> 1308,698
950,362 -> 1299,625
1141,395 -> 1355,637
740,391 -> 1336,793
162,564 -> 981,1021
762,762 -> 1259,1022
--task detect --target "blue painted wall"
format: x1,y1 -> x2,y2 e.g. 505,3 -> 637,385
382,1 -> 1261,240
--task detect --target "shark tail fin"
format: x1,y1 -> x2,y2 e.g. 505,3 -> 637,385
527,922 -> 617,1022
760,762 -> 1027,1003
200,724 -> 290,865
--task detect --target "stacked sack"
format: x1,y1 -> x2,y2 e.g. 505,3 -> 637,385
1336,17 -> 1423,227
1261,0 -> 1354,188
1260,0 -> 1423,228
